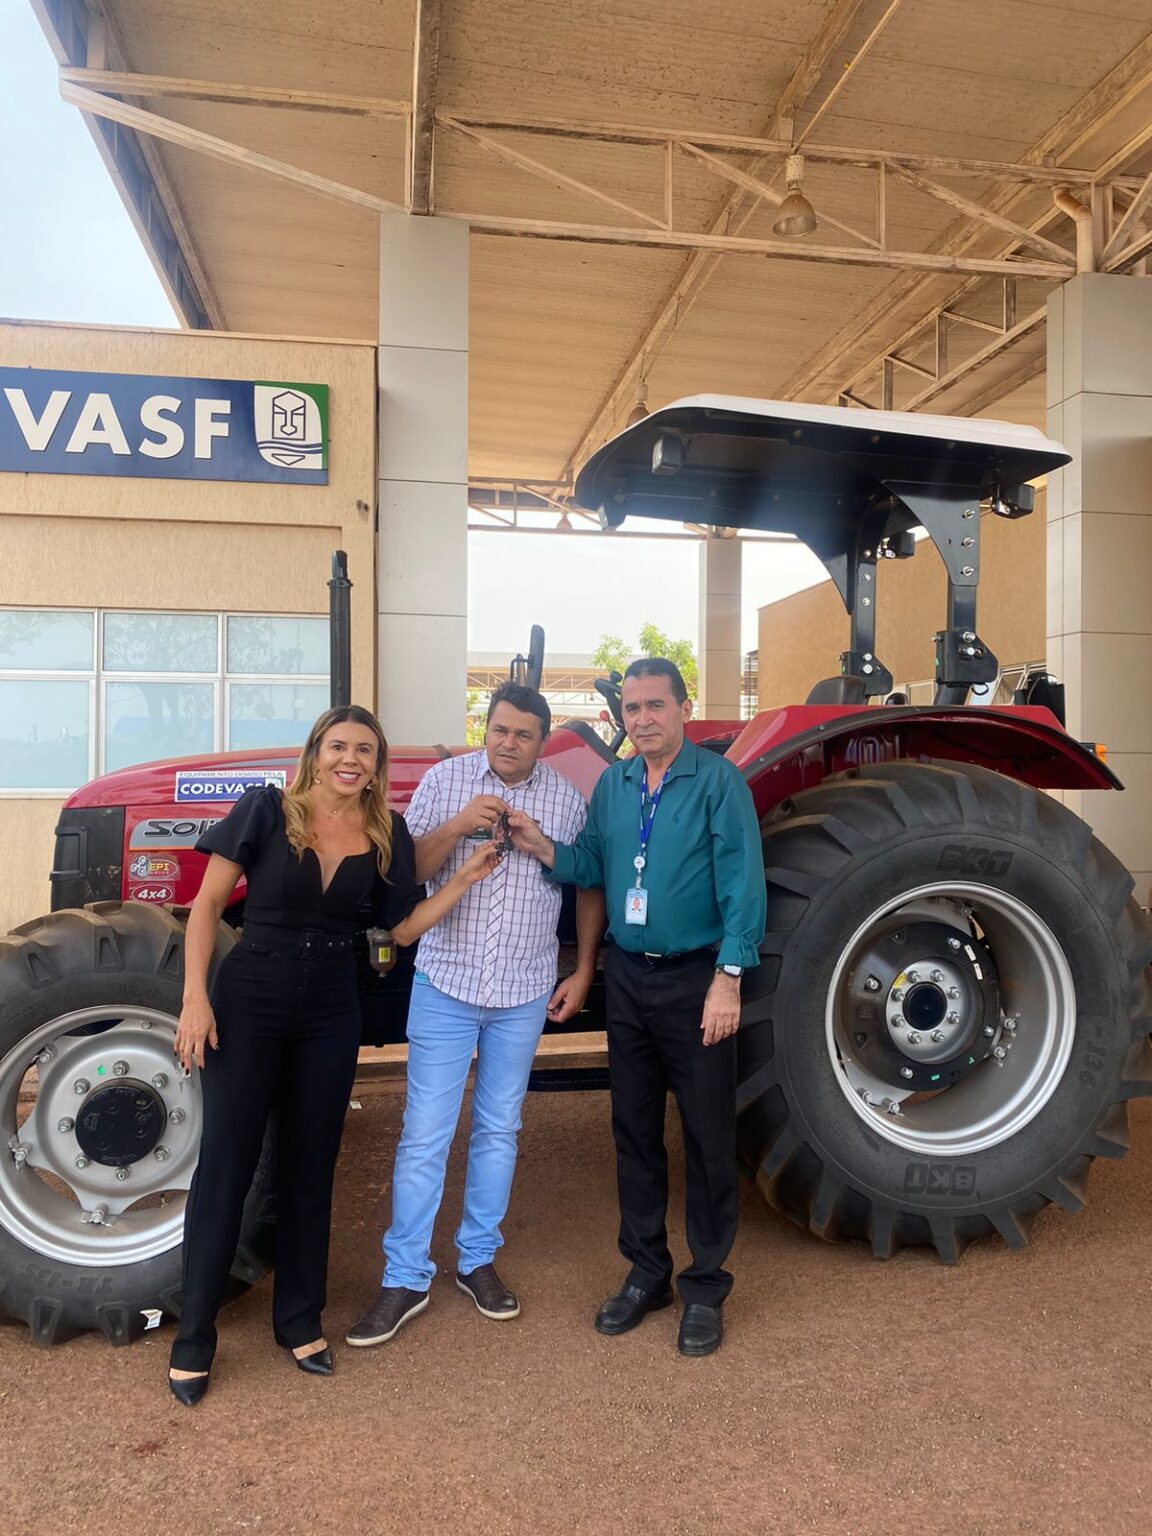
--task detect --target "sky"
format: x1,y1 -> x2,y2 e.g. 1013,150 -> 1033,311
0,0 -> 827,663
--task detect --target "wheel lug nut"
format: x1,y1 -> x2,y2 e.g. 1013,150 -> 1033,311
864,976 -> 881,992
36,1046 -> 55,1064
907,970 -> 921,983
931,970 -> 944,983
57,1117 -> 74,1134
931,1030 -> 945,1043
983,1024 -> 995,1037
948,937 -> 961,949
1004,1018 -> 1017,1033
892,1015 -> 905,1028
74,1154 -> 89,1170
900,1066 -> 914,1080
946,1012 -> 960,1025
908,1032 -> 922,1045
169,1108 -> 186,1126
114,1166 -> 130,1181
152,1073 -> 169,1090
947,987 -> 960,999
892,988 -> 904,1002
154,1146 -> 170,1163
994,1046 -> 1007,1062
73,1078 -> 90,1096
112,1061 -> 130,1078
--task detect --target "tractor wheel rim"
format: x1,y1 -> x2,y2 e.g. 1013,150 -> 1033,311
0,1006 -> 199,1266
825,882 -> 1076,1157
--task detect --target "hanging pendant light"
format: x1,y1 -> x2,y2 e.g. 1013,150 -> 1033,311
772,154 -> 818,238
626,376 -> 649,427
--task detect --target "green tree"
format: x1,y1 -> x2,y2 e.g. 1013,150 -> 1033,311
464,687 -> 487,747
590,633 -> 630,675
637,623 -> 698,699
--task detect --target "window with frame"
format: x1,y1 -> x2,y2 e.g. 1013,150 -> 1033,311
0,608 -> 330,793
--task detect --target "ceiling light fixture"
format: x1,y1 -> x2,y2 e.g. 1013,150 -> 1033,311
626,376 -> 649,427
772,154 -> 818,238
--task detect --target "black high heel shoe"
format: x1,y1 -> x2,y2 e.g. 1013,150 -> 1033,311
168,1370 -> 210,1406
289,1344 -> 333,1376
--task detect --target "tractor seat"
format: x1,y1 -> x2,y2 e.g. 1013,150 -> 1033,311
805,675 -> 869,706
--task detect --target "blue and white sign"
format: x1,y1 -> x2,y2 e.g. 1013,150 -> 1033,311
175,768 -> 287,804
0,368 -> 328,484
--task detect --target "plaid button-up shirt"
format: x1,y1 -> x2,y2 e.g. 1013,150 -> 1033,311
405,749 -> 588,1008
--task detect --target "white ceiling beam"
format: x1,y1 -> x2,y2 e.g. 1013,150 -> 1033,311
557,0 -> 905,482
59,81 -> 406,216
59,67 -> 409,118
451,212 -> 1070,280
779,34 -> 1152,403
408,0 -> 442,215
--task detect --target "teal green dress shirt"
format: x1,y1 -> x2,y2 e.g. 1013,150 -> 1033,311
549,738 -> 767,968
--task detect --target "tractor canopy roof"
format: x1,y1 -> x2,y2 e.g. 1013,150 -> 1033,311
573,395 -> 1070,604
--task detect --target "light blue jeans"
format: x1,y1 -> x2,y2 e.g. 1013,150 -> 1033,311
382,972 -> 551,1291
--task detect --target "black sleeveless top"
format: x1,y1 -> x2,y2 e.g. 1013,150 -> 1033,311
195,785 -> 422,935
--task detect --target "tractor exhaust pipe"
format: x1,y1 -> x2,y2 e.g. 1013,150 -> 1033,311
328,550 -> 352,707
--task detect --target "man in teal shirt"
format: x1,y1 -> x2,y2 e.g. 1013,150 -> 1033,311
509,658 -> 765,1356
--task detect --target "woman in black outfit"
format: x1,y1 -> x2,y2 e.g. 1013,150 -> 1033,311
167,704 -> 496,1405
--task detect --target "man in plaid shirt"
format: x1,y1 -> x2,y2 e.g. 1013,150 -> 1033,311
347,682 -> 604,1347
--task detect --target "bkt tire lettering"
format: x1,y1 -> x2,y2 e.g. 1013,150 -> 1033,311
903,1162 -> 978,1197
937,845 -> 1014,878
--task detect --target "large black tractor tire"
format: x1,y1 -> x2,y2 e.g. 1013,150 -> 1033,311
0,903 -> 276,1345
737,760 -> 1152,1262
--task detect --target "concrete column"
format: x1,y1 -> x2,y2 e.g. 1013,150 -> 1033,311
698,534 -> 743,719
1047,274 -> 1152,900
376,215 -> 469,742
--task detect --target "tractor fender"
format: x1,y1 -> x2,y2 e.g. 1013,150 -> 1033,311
730,704 -> 1119,819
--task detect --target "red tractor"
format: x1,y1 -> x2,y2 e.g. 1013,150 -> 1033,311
2,397 -> 1148,1347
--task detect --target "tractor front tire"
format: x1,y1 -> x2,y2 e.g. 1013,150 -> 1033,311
0,903 -> 276,1345
737,760 -> 1152,1261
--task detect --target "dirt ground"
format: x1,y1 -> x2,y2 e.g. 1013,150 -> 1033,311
3,1085 -> 1152,1536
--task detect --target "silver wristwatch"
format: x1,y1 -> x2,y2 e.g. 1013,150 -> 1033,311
717,964 -> 743,978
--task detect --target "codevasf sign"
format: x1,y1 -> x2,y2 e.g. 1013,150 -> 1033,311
0,367 -> 328,484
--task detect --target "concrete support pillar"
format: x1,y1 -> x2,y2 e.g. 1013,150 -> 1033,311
376,215 -> 469,741
698,534 -> 743,719
1047,274 -> 1152,899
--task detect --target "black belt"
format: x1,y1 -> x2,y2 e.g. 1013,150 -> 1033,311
239,925 -> 355,959
616,945 -> 717,971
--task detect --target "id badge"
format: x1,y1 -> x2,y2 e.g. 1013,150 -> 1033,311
624,887 -> 649,926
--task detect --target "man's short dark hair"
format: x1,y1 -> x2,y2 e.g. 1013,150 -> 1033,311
487,681 -> 551,737
623,657 -> 688,705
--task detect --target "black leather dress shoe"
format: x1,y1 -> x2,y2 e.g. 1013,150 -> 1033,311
677,1303 -> 723,1357
168,1371 -> 210,1406
594,1282 -> 674,1336
289,1345 -> 333,1376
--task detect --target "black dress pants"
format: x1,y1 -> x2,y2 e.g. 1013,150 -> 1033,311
169,941 -> 361,1372
602,945 -> 738,1307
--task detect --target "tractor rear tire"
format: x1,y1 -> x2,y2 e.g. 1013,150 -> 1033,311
0,903 -> 276,1345
737,760 -> 1152,1261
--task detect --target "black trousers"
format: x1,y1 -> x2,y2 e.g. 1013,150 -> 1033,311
169,940 -> 361,1372
602,945 -> 738,1307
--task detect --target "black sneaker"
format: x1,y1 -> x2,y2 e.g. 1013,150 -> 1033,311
455,1263 -> 520,1320
344,1286 -> 429,1347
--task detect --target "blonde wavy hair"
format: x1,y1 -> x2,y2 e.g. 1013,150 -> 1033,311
283,705 -> 394,877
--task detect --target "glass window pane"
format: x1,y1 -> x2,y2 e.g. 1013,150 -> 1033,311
104,682 -> 215,772
226,616 -> 329,677
103,613 -> 217,674
228,683 -> 329,749
0,610 -> 93,672
0,680 -> 90,789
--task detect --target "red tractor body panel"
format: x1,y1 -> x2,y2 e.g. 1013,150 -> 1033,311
727,705 -> 1117,818
52,708 -> 1114,915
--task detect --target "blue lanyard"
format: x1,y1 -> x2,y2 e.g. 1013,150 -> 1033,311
635,776 -> 665,884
